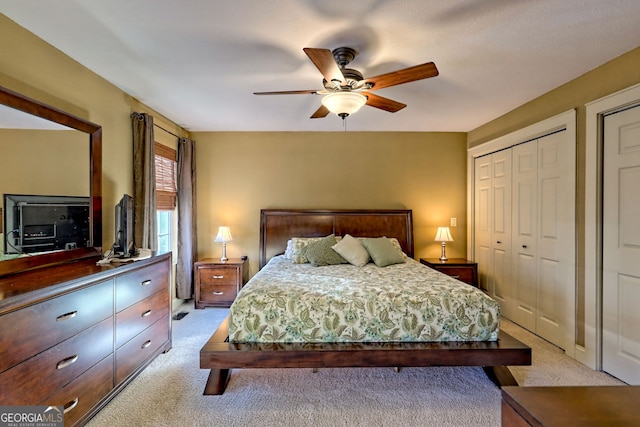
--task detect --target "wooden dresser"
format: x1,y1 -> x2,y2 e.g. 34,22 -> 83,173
502,386 -> 640,427
0,252 -> 172,426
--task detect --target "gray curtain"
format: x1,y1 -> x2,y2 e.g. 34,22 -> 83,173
176,138 -> 197,299
131,112 -> 158,251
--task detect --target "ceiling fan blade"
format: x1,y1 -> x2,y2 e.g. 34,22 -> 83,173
303,48 -> 345,86
364,92 -> 406,112
363,62 -> 439,91
253,90 -> 319,95
310,104 -> 330,119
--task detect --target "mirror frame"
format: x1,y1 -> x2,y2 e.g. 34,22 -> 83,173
0,85 -> 102,277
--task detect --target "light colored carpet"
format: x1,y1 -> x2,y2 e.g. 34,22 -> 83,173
87,303 -> 624,427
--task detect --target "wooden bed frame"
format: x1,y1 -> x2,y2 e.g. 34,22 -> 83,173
200,209 -> 531,395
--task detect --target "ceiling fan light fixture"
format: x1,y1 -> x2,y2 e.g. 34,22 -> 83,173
321,91 -> 367,118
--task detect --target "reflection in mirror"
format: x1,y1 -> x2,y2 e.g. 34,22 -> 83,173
0,86 -> 101,277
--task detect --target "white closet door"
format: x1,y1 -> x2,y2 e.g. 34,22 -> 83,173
603,105 -> 640,384
511,141 -> 538,331
474,155 -> 493,294
491,150 -> 512,315
536,131 -> 574,351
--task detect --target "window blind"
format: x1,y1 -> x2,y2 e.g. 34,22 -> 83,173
154,142 -> 177,210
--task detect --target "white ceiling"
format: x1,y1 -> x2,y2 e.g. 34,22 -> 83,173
2,0 -> 640,132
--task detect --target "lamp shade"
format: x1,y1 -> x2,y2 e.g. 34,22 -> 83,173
321,91 -> 367,118
214,226 -> 233,243
434,227 -> 453,242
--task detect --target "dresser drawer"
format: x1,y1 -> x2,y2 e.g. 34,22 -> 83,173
115,290 -> 169,348
199,283 -> 237,304
198,266 -> 238,286
0,280 -> 113,373
0,317 -> 113,405
437,267 -> 474,284
115,260 -> 169,311
115,318 -> 169,384
41,354 -> 114,427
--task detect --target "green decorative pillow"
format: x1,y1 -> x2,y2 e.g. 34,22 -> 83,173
286,237 -> 324,263
361,237 -> 406,267
302,234 -> 348,267
332,234 -> 370,266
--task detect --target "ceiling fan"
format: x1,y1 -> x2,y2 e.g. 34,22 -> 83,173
254,47 -> 439,119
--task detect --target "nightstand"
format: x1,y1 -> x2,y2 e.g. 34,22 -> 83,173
194,258 -> 248,308
420,258 -> 478,287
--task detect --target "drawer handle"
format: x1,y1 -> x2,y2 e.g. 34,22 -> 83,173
141,309 -> 152,317
451,275 -> 460,279
141,340 -> 152,349
212,291 -> 224,295
496,241 -> 502,244
141,279 -> 152,286
56,354 -> 79,370
522,245 -> 528,248
212,275 -> 224,279
64,398 -> 79,414
56,311 -> 78,322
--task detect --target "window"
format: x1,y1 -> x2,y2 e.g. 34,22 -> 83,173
155,142 -> 177,211
157,210 -> 172,254
155,142 -> 177,254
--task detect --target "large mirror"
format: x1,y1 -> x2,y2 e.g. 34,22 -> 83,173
0,85 -> 102,277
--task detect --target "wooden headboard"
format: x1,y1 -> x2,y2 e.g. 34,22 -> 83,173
259,209 -> 414,268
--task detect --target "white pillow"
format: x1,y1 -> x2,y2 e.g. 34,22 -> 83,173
332,234 -> 370,267
284,239 -> 294,259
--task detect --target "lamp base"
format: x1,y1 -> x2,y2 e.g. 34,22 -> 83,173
220,243 -> 228,262
439,242 -> 448,262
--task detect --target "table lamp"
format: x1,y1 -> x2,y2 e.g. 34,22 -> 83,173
434,226 -> 453,262
214,226 -> 233,262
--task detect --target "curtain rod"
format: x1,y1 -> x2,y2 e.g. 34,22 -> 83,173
154,123 -> 180,139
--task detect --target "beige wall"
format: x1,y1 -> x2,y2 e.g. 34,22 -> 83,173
0,14 -> 186,250
0,15 -> 467,296
467,45 -> 640,346
6,10 -> 637,330
0,129 -> 88,197
0,15 -> 188,309
1,14 -> 135,248
192,131 -> 468,275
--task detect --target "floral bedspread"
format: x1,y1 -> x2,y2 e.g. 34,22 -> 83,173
229,256 -> 499,343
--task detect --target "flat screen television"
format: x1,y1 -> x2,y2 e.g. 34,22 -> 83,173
113,194 -> 137,258
3,194 -> 91,255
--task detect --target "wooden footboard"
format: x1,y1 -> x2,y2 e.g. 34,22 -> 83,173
200,317 -> 531,395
